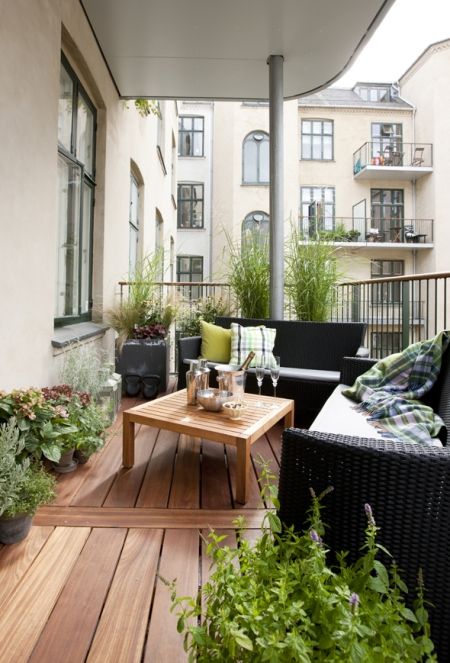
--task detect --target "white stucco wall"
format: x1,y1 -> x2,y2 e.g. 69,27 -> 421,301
0,0 -> 177,391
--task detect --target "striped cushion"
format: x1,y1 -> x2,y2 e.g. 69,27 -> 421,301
229,323 -> 277,368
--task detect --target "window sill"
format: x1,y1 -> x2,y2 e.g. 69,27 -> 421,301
241,182 -> 269,187
177,227 -> 205,231
51,322 -> 110,349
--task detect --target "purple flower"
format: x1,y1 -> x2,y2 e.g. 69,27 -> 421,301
364,503 -> 376,526
349,592 -> 359,612
309,529 -> 322,544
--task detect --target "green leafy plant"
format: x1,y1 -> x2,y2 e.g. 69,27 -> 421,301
0,419 -> 56,518
0,388 -> 78,463
134,99 -> 160,117
42,386 -> 108,461
285,228 -> 343,321
107,252 -> 176,349
225,231 -> 270,319
178,297 -> 231,337
167,464 -> 436,662
59,343 -> 113,398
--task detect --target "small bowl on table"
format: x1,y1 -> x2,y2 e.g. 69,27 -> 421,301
197,388 -> 233,412
222,401 -> 248,420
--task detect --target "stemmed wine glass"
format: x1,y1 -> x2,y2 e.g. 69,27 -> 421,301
255,352 -> 266,405
270,356 -> 280,397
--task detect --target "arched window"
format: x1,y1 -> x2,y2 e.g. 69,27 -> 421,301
242,132 -> 269,184
242,211 -> 269,249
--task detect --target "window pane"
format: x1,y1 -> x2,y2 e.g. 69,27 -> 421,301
302,135 -> 311,159
180,133 -> 192,156
81,182 -> 93,313
129,226 -> 138,276
259,140 -> 269,182
243,140 -> 257,182
192,199 -> 203,227
192,258 -> 203,273
130,177 -> 138,225
312,135 -> 322,159
312,121 -> 322,134
76,93 -> 95,174
194,117 -> 203,130
323,136 -> 332,159
58,65 -> 73,151
56,155 -> 81,318
323,122 -> 332,134
179,200 -> 191,228
302,121 -> 311,134
182,117 -> 192,130
193,133 -> 203,156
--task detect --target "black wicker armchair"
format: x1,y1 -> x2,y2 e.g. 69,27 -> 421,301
278,346 -> 450,661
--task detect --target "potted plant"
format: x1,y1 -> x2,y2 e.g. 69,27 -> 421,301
0,419 -> 56,544
167,468 -> 436,661
107,252 -> 176,397
224,230 -> 270,318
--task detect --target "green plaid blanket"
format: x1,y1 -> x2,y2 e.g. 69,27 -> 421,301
343,331 -> 449,445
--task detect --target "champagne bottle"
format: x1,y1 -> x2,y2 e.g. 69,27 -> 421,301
238,351 -> 255,371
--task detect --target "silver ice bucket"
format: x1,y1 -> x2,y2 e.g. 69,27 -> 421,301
214,364 -> 246,398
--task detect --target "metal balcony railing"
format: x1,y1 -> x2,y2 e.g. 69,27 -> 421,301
298,216 -> 433,244
353,142 -> 433,174
332,271 -> 450,358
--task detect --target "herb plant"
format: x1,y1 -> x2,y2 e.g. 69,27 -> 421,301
168,467 -> 436,662
0,419 -> 56,518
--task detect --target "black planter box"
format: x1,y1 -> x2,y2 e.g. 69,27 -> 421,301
116,339 -> 168,398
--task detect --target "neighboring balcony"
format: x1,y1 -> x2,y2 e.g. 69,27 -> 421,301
298,216 -> 434,247
353,142 -> 433,180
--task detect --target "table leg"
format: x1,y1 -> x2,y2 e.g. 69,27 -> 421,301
284,405 -> 294,428
236,439 -> 250,504
123,413 -> 135,467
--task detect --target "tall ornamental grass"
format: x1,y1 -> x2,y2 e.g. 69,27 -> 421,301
285,229 -> 342,321
225,231 -> 270,319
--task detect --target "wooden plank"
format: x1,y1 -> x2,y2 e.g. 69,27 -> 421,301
70,430 -> 124,507
201,440 -> 233,509
168,435 -> 200,508
104,425 -> 158,507
144,529 -> 199,662
29,528 -> 127,663
35,506 -> 267,529
136,429 -> 179,508
0,526 -> 54,609
87,528 -> 163,663
0,527 -> 90,663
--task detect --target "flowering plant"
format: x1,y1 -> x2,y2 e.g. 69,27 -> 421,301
0,385 -> 107,463
167,465 -> 436,662
132,323 -> 167,340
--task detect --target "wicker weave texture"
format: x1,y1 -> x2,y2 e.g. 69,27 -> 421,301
278,428 -> 450,660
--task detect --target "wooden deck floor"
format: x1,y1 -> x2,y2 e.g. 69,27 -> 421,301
0,380 -> 283,662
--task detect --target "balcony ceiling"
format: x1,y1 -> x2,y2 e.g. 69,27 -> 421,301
80,0 -> 396,100
354,165 -> 434,181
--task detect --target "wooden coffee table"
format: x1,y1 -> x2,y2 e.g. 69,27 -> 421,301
122,390 -> 294,504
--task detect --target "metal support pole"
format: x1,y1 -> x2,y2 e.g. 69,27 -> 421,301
268,54 -> 284,319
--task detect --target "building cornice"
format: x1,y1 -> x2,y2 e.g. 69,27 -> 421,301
297,106 -> 412,116
399,39 -> 450,85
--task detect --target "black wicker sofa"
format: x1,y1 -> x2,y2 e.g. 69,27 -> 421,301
177,317 -> 367,426
278,346 -> 450,660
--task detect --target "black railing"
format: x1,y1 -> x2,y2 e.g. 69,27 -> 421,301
333,271 -> 450,358
298,216 -> 433,244
353,142 -> 433,174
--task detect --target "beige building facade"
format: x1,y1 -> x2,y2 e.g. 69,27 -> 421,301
1,0 -> 178,391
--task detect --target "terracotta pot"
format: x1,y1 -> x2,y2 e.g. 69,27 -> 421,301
0,513 -> 33,544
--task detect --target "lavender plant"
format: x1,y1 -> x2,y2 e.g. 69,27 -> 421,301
168,466 -> 436,662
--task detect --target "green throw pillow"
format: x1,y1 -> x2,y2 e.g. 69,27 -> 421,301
229,323 -> 277,368
200,320 -> 231,363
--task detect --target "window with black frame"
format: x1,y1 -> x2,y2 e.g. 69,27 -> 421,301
371,188 -> 404,241
176,256 -> 203,299
242,131 -> 269,184
177,183 -> 204,229
242,212 -> 269,251
56,54 -> 96,324
371,123 -> 403,161
301,120 -> 333,160
370,259 -> 404,304
178,116 -> 204,157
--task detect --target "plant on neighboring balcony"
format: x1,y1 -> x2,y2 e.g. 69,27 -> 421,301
285,228 -> 344,321
224,231 -> 270,319
178,297 -> 231,337
167,465 -> 436,662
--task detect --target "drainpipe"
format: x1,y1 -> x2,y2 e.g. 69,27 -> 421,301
209,103 -> 214,280
268,54 -> 284,319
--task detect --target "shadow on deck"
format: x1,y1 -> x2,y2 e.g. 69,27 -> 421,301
0,378 -> 282,662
